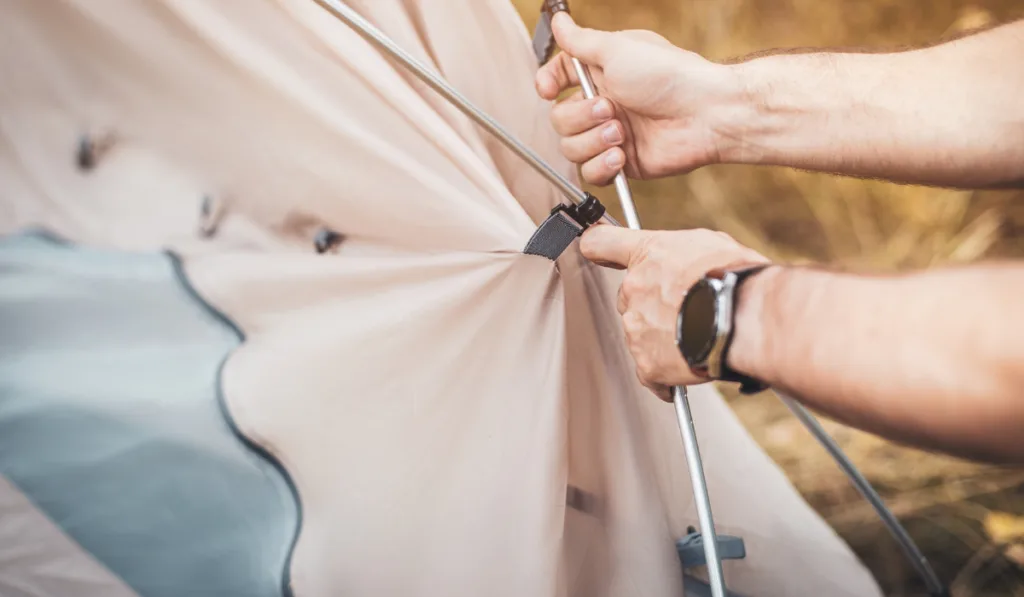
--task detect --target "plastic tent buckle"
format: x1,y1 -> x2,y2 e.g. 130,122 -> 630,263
678,529 -> 748,597
677,528 -> 746,569
523,194 -> 606,260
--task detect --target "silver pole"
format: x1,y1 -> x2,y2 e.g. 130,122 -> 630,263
569,58 -> 643,230
313,0 -> 620,224
557,9 -> 941,596
780,395 -> 947,597
673,387 -> 728,597
312,4 -> 939,596
569,57 -> 726,597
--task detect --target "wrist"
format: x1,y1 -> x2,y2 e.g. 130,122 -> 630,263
665,56 -> 778,169
718,53 -> 846,167
695,60 -> 771,166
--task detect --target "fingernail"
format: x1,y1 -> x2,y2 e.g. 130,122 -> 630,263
605,151 -> 624,168
592,100 -> 613,120
602,124 -> 622,144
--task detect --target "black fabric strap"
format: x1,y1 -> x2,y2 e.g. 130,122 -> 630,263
523,210 -> 583,260
719,264 -> 772,394
523,196 -> 606,261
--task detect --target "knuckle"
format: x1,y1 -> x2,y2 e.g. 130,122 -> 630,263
645,242 -> 667,262
550,111 -> 566,136
622,311 -> 643,335
550,104 -> 574,136
580,231 -> 596,256
621,273 -> 643,297
582,160 -> 611,186
616,289 -> 628,315
559,136 -> 575,160
636,358 -> 657,382
561,136 -> 590,163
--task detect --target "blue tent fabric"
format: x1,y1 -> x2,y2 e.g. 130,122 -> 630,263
0,231 -> 300,597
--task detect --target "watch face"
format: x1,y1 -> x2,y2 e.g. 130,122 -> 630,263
680,280 -> 718,365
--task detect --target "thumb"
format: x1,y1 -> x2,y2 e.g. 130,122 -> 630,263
552,13 -> 608,66
579,225 -> 647,269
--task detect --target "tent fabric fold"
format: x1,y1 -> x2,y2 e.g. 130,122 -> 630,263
0,1 -> 882,596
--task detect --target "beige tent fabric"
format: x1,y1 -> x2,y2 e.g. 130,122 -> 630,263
0,1 -> 882,596
0,475 -> 141,597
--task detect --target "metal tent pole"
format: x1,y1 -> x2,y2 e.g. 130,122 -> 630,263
311,0 -> 620,225
567,55 -> 727,597
313,1 -> 725,594
780,396 -> 947,597
557,13 -> 945,596
309,3 -> 944,596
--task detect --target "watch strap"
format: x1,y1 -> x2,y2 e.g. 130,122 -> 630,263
719,264 -> 771,395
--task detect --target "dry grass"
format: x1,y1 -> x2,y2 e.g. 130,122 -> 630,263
511,1 -> 1024,595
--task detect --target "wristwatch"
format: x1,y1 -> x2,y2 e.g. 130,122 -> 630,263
676,264 -> 771,394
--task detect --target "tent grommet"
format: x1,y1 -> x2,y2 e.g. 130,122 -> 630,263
314,228 -> 344,254
198,195 -> 226,238
76,131 -> 116,172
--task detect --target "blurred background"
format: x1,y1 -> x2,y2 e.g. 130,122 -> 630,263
512,2 -> 1024,595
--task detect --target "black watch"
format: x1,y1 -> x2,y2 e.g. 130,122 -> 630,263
676,264 -> 771,395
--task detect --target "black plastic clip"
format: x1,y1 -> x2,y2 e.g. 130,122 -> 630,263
533,1 -> 572,64
676,528 -> 747,569
523,193 -> 605,260
563,192 -> 606,228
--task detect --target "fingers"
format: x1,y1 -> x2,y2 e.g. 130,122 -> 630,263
579,225 -> 647,269
560,119 -> 623,164
551,13 -> 608,66
649,383 -> 673,404
581,148 -> 626,186
549,95 -> 626,184
550,95 -> 615,136
535,53 -> 580,100
536,15 -> 611,99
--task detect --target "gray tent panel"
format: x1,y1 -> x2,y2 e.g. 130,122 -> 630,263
0,232 -> 299,597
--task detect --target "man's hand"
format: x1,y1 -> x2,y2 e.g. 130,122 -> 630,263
580,225 -> 768,400
538,16 -> 1024,188
535,13 -> 747,185
584,226 -> 1024,462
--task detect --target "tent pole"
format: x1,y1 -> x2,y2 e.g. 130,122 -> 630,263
313,2 -> 725,594
311,0 -> 619,226
566,54 -> 727,597
311,4 -> 945,597
780,396 -> 947,597
554,11 -> 946,596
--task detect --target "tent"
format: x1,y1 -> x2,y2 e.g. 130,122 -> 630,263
0,1 -> 883,596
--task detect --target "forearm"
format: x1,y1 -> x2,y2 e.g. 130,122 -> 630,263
730,264 -> 1024,463
719,21 -> 1024,187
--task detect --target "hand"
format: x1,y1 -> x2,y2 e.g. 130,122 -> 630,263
535,14 -> 747,185
580,225 -> 768,401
